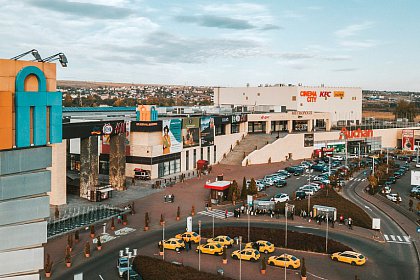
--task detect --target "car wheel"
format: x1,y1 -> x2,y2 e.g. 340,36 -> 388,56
269,261 -> 274,266
233,255 -> 239,260
264,250 -> 268,254
251,258 -> 256,262
351,261 -> 356,266
175,247 -> 180,252
288,265 -> 293,269
332,257 -> 338,261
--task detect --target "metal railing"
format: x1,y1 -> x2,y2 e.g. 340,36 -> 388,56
47,204 -> 128,239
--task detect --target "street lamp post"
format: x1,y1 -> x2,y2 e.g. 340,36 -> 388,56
247,208 -> 250,243
239,236 -> 242,280
358,142 -> 361,168
162,221 -> 165,261
325,213 -> 329,253
386,148 -> 389,174
307,194 -> 311,215
124,247 -> 137,280
212,211 -> 215,238
285,203 -> 288,248
198,220 -> 201,271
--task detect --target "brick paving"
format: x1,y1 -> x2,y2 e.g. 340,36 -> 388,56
43,160 -> 383,279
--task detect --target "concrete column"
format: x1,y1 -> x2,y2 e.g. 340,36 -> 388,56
266,121 -> 271,134
325,119 -> 332,132
225,123 -> 231,135
307,120 -> 313,132
109,134 -> 126,191
80,136 -> 99,199
287,120 -> 293,133
48,140 -> 67,205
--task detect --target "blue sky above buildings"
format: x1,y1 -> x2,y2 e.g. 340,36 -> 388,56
1,0 -> 419,91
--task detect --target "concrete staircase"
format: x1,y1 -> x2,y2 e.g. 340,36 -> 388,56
220,133 -> 279,165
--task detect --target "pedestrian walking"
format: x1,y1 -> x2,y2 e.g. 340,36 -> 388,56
132,177 -> 135,186
225,209 -> 228,219
117,214 -> 122,224
348,217 -> 353,230
339,214 -> 344,224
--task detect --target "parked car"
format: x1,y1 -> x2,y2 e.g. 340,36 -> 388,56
276,170 -> 291,178
268,254 -> 301,269
298,187 -> 315,196
274,179 -> 287,187
410,186 -> 420,197
245,240 -> 275,254
271,193 -> 290,203
175,231 -> 201,243
331,251 -> 366,266
231,248 -> 260,261
332,155 -> 344,161
206,235 -> 234,247
382,186 -> 391,194
386,193 -> 402,202
158,238 -> 185,252
387,176 -> 397,184
295,190 -> 307,200
196,242 -> 223,255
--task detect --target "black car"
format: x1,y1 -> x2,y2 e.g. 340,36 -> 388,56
295,191 -> 307,200
275,179 -> 287,187
387,176 -> 396,184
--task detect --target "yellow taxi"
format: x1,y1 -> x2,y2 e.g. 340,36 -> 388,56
268,254 -> 301,269
175,231 -> 201,243
331,251 -> 366,266
196,242 -> 224,255
231,248 -> 260,261
245,240 -> 275,254
158,238 -> 185,252
206,235 -> 234,247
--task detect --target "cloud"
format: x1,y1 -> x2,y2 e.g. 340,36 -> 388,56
260,24 -> 281,31
332,68 -> 359,72
335,22 -> 374,38
339,40 -> 377,49
25,0 -> 134,19
201,3 -> 268,14
176,15 -> 255,30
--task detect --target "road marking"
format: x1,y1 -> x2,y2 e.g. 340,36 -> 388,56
383,234 -> 411,244
99,275 -> 104,280
397,236 -> 403,241
197,209 -> 233,220
364,205 -> 372,211
307,272 -> 329,280
390,235 -> 396,241
384,234 -> 389,241
404,236 -> 410,242
362,178 -> 366,181
295,225 -> 316,229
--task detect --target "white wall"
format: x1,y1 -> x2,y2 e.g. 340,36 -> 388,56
215,131 -> 246,163
0,247 -> 43,277
48,140 -> 67,205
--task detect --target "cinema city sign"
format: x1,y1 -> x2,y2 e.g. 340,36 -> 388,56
339,127 -> 373,140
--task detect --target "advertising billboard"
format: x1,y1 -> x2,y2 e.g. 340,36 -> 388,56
200,116 -> 215,147
411,171 -> 420,186
182,117 -> 200,148
162,119 -> 182,154
304,133 -> 314,147
402,129 -> 415,151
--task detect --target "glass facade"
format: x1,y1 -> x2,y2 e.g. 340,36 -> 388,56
158,159 -> 181,177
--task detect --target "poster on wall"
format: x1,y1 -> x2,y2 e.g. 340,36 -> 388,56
402,129 -> 414,151
411,171 -> 420,186
182,117 -> 200,148
200,116 -> 215,146
304,134 -> 314,147
162,119 -> 182,154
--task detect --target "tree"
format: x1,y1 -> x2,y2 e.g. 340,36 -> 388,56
63,94 -> 74,107
241,177 -> 248,199
301,257 -> 307,278
248,178 -> 258,195
231,180 -> 240,204
394,99 -> 418,122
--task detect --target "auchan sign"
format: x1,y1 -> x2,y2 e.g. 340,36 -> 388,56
339,127 -> 373,140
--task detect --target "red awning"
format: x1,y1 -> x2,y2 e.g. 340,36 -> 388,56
204,181 -> 231,191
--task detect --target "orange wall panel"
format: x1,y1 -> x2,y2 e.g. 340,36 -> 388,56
0,59 -> 16,77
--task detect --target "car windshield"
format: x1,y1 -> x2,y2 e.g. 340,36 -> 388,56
192,232 -> 198,236
215,243 -> 222,248
358,255 -> 365,259
255,251 -> 260,255
226,236 -> 231,241
291,256 -> 298,261
266,241 -> 272,246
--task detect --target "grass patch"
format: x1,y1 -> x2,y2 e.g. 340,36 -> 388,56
292,188 -> 372,229
201,226 -> 353,254
132,255 -> 234,280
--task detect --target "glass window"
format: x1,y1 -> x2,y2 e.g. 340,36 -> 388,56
214,145 -> 217,163
175,159 -> 181,173
231,123 -> 240,134
193,149 -> 197,168
207,147 -> 210,162
186,150 -> 189,170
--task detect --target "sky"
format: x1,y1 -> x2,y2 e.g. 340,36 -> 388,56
1,0 -> 419,91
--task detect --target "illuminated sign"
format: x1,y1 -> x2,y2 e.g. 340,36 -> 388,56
300,91 -> 317,102
260,115 -> 270,120
319,91 -> 331,98
339,127 -> 373,140
334,91 -> 345,98
291,111 -> 313,115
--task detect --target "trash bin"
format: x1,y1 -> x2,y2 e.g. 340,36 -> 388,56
217,268 -> 224,276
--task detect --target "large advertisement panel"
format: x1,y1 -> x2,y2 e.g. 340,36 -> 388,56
411,171 -> 420,186
162,119 -> 182,155
182,117 -> 200,148
402,129 -> 415,151
200,116 -> 215,146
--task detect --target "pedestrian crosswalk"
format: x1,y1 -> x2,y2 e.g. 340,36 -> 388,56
383,234 -> 411,244
197,209 -> 234,220
349,178 -> 366,182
